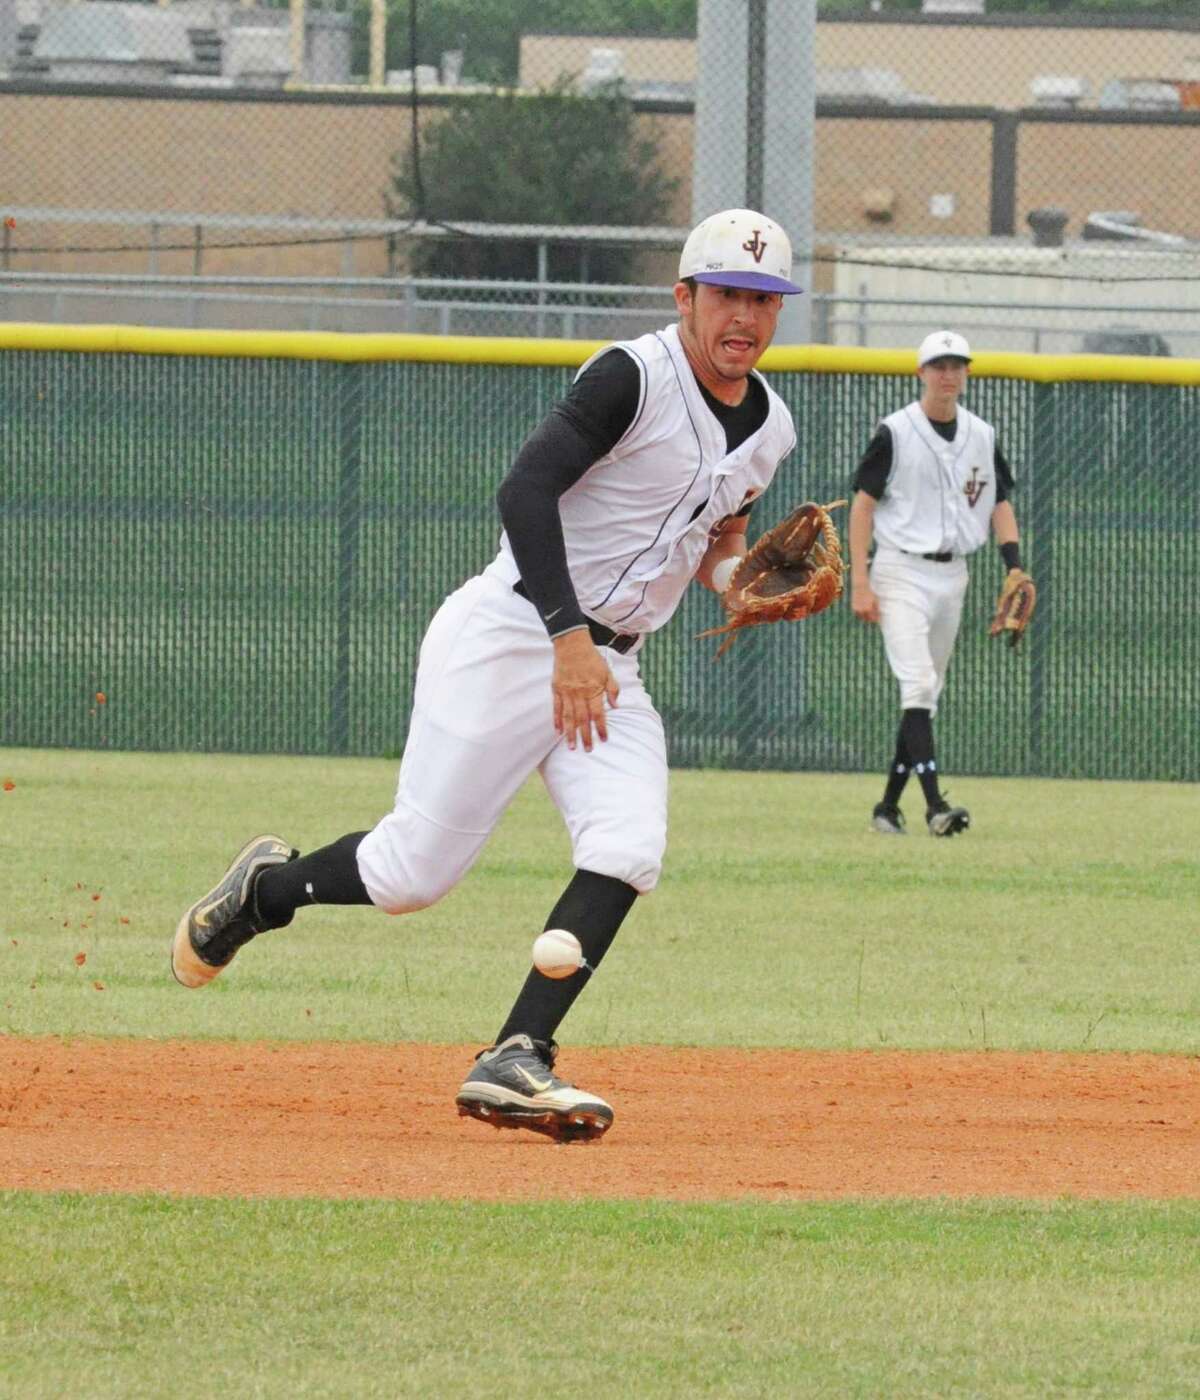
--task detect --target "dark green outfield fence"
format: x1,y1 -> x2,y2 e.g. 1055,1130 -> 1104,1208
2,327 -> 1197,781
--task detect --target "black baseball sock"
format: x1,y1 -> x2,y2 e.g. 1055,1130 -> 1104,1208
898,708 -> 945,809
881,723 -> 912,807
494,869 -> 638,1046
253,831 -> 373,931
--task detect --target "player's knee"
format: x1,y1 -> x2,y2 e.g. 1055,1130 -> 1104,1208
356,839 -> 461,914
362,864 -> 455,915
357,807 -> 482,915
900,671 -> 939,711
573,835 -> 664,895
594,855 -> 661,894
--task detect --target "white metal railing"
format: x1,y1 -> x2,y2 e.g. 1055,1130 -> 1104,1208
0,207 -> 689,277
2,271 -> 1198,355
0,271 -> 676,337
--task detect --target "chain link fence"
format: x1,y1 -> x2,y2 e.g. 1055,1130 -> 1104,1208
2,1 -> 1199,346
2,330 -> 1197,782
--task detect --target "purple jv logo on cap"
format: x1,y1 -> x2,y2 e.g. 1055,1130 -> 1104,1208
741,231 -> 767,264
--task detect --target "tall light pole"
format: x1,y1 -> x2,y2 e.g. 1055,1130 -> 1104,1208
693,0 -> 816,344
290,0 -> 306,83
370,0 -> 386,87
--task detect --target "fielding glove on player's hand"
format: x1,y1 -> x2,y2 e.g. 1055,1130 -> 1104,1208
989,567 -> 1037,648
698,500 -> 846,657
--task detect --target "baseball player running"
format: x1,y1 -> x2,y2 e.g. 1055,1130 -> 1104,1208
172,209 -> 802,1141
848,330 -> 1027,837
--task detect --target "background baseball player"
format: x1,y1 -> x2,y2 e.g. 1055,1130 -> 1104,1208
171,209 -> 802,1141
848,330 -> 1030,837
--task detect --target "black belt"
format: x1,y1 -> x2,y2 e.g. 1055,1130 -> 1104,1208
904,550 -> 956,563
513,580 -> 638,655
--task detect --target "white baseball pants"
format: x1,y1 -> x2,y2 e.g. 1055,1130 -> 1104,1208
869,546 -> 969,714
356,568 -> 668,914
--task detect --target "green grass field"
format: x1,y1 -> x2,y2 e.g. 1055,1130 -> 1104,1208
2,748 -> 1196,1050
3,1195 -> 1199,1399
2,747 -> 1198,1397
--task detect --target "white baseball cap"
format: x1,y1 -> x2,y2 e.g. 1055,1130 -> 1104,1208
917,330 -> 972,367
678,208 -> 802,295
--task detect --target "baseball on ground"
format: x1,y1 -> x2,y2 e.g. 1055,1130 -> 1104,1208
531,928 -> 584,978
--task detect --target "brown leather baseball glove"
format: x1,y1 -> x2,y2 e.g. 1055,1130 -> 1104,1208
698,500 -> 846,657
989,567 -> 1037,648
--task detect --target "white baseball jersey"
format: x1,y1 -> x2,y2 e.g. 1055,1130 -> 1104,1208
492,322 -> 797,634
358,323 -> 797,913
872,402 -> 998,557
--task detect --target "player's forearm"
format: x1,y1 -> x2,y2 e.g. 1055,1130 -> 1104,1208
696,531 -> 747,592
991,501 -> 1023,571
848,491 -> 876,585
991,500 -> 1019,547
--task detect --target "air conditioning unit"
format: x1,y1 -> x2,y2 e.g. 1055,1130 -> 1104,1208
1029,74 -> 1088,108
816,66 -> 911,103
581,47 -> 623,93
1098,78 -> 1180,111
921,0 -> 985,13
1082,211 -> 1187,246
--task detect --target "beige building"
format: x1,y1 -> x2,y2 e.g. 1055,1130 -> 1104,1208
1,13 -> 1196,285
520,20 -> 1200,111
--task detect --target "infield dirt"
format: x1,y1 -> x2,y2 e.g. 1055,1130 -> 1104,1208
2,1038 -> 1197,1200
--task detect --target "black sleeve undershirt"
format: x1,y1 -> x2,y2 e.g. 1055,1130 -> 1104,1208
851,420 -> 1013,503
993,445 -> 1014,501
851,425 -> 893,500
496,349 -> 640,638
496,349 -> 770,638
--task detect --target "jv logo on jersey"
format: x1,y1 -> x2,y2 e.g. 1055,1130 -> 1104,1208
963,466 -> 988,508
741,231 -> 767,264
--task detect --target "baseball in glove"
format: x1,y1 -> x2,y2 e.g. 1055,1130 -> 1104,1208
698,500 -> 846,657
989,568 -> 1037,648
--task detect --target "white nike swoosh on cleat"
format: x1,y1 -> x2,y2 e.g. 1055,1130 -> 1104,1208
193,898 -> 221,928
514,1065 -> 554,1094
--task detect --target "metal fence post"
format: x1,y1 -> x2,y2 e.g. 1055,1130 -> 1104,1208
330,361 -> 363,755
536,239 -> 547,338
989,113 -> 1019,237
1027,381 -> 1054,774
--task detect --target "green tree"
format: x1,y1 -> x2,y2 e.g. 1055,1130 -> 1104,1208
387,78 -> 680,282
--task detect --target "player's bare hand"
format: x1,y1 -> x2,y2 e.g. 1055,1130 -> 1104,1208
552,629 -> 620,752
851,581 -> 880,625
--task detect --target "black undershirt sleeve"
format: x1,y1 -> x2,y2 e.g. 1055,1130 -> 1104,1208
852,425 -> 893,500
994,443 -> 1013,504
496,349 -> 640,638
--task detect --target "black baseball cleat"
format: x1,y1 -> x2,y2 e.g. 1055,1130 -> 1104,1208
871,802 -> 907,835
171,834 -> 298,988
926,800 -> 971,837
455,1034 -> 614,1143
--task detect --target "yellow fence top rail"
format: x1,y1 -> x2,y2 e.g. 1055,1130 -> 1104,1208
3,322 -> 1199,385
